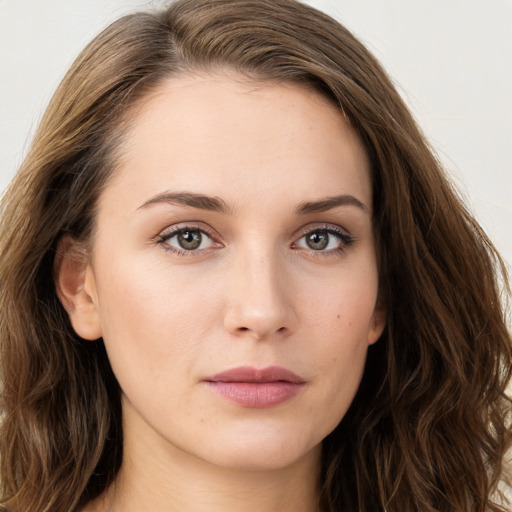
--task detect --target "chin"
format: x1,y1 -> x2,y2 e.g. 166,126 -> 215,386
193,427 -> 323,472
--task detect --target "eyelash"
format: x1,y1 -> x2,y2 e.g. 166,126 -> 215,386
155,224 -> 221,257
294,225 -> 354,256
155,224 -> 354,257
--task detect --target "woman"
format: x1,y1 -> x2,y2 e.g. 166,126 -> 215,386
0,0 -> 510,511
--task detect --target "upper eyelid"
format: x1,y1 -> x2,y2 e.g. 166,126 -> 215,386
156,222 -> 352,247
158,223 -> 219,240
294,223 -> 351,239
156,225 -> 222,255
292,224 -> 355,252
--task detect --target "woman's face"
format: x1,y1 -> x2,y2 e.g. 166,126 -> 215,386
73,75 -> 384,472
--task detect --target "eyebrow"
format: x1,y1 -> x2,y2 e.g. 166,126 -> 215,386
138,191 -> 232,214
137,191 -> 368,216
295,194 -> 368,215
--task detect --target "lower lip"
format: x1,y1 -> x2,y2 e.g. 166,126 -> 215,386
204,381 -> 304,408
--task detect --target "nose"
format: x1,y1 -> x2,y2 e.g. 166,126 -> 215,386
223,248 -> 297,340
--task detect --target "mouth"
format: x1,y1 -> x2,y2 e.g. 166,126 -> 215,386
203,366 -> 306,408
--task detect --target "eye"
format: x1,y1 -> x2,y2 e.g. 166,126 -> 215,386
158,226 -> 219,253
295,227 -> 353,252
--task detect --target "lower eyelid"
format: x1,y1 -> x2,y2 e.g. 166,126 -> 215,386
299,227 -> 351,240
156,225 -> 353,255
293,227 -> 354,252
155,225 -> 218,251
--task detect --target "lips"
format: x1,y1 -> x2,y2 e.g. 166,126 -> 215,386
203,366 -> 306,408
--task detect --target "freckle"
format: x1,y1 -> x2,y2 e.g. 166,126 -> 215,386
337,314 -> 340,319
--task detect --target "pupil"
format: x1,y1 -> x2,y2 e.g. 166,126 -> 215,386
178,230 -> 202,250
307,230 -> 329,250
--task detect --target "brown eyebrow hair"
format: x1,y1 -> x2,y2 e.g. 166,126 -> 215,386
295,194 -> 368,215
138,191 -> 232,214
138,191 -> 368,216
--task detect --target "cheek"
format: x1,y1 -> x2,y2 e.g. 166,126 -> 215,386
302,315 -> 371,441
93,256 -> 224,391
302,255 -> 379,341
299,258 -> 378,418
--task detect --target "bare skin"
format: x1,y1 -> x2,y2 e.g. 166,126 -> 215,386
60,74 -> 384,512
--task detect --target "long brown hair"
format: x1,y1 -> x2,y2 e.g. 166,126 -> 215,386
1,1 -> 510,510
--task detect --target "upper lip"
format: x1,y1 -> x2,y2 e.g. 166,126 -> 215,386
205,366 -> 305,384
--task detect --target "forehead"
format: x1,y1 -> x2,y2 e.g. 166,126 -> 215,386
102,73 -> 371,214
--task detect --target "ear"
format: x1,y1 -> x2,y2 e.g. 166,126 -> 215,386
368,299 -> 386,346
54,235 -> 102,341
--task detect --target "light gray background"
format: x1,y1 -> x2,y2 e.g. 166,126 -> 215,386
0,0 -> 511,499
0,0 -> 511,266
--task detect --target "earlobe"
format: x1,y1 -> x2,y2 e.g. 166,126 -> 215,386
54,236 -> 102,341
368,302 -> 386,346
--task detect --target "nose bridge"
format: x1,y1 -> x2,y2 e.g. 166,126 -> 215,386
223,241 -> 295,339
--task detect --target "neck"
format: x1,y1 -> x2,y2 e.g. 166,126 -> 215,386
85,402 -> 323,512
